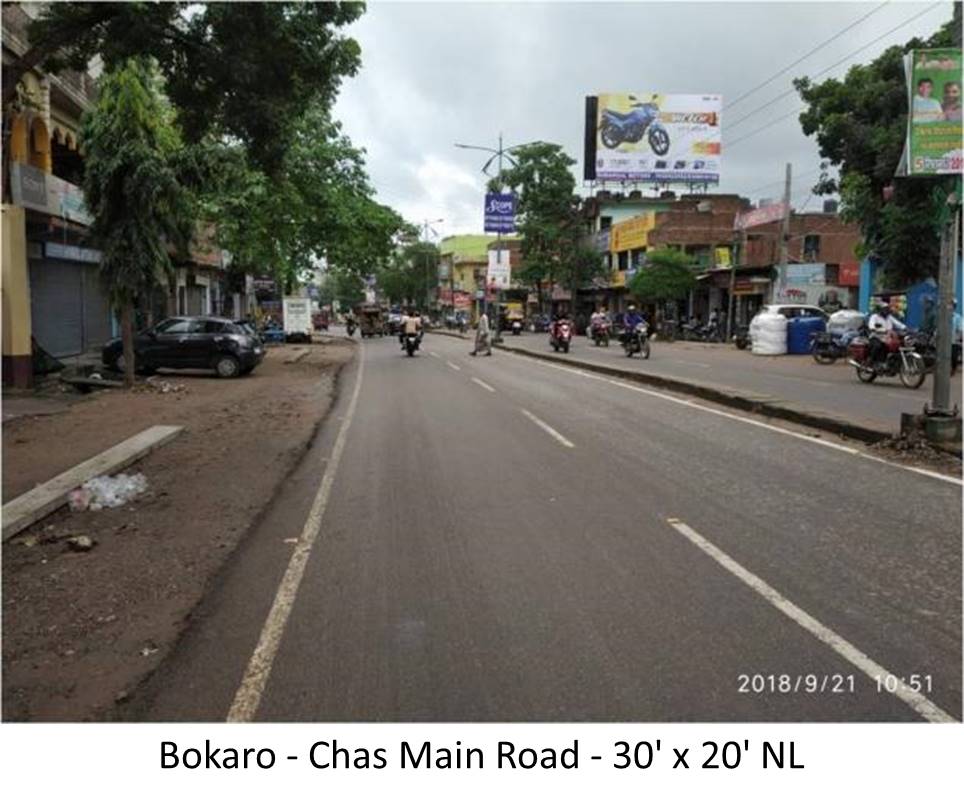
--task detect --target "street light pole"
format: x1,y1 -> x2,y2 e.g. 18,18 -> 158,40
455,136 -> 543,344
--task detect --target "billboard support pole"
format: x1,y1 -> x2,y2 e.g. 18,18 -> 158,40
494,132 -> 504,345
778,163 -> 792,294
930,186 -> 960,417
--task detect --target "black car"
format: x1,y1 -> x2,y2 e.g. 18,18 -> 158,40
102,316 -> 265,378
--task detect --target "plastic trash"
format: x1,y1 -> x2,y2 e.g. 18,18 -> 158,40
67,472 -> 148,512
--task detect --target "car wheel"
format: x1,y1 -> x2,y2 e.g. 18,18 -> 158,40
215,354 -> 241,378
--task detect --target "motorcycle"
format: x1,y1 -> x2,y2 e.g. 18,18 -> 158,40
847,331 -> 925,388
733,325 -> 750,351
810,329 -> 860,365
904,329 -> 961,376
510,320 -> 523,336
598,96 -> 671,156
549,320 -> 572,353
346,320 -> 356,337
403,331 -> 420,357
591,320 -> 611,347
622,321 -> 651,358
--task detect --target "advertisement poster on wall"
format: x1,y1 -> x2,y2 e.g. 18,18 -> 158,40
903,48 -> 962,175
585,93 -> 722,183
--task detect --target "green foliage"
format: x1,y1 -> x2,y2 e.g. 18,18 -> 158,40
377,241 -> 440,307
794,7 -> 960,286
19,2 -> 365,174
496,142 -> 605,296
628,248 -> 696,302
81,57 -> 193,306
331,267 -> 366,309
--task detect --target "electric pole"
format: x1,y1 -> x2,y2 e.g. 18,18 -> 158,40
778,162 -> 792,293
930,187 -> 961,420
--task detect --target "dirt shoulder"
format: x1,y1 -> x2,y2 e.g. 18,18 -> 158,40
2,339 -> 354,721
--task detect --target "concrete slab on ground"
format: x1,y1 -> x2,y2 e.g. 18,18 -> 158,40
2,425 -> 184,541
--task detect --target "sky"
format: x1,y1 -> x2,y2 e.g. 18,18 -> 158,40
332,0 -> 955,239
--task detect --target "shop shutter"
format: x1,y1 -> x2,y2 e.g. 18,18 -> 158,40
29,259 -> 83,357
82,266 -> 112,350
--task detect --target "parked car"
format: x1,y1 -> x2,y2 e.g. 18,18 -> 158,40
759,304 -> 829,321
102,316 -> 264,378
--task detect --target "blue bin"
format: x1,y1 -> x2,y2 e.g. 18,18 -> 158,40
787,316 -> 826,355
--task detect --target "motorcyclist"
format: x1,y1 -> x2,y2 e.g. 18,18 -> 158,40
866,303 -> 906,365
400,308 -> 423,349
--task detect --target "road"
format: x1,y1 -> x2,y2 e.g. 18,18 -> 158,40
134,331 -> 961,722
497,331 -> 962,436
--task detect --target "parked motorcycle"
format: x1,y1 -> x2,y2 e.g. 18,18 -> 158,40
733,325 -> 750,351
549,319 -> 572,353
510,320 -> 523,336
847,331 -> 925,388
591,321 -> 611,347
681,321 -> 722,343
599,96 -> 671,155
810,329 -> 859,365
622,322 -> 651,359
904,329 -> 961,376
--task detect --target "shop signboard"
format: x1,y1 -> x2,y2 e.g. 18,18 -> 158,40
610,213 -> 654,253
10,161 -> 92,224
484,193 -> 516,233
838,261 -> 861,287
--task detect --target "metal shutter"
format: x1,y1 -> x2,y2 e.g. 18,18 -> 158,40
81,266 -> 112,351
29,259 -> 83,357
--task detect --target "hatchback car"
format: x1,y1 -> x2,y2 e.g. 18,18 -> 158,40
760,304 -> 829,321
102,316 -> 264,378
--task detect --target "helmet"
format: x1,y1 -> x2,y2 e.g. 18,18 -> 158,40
628,304 -> 637,311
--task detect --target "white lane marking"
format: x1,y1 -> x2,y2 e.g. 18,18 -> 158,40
429,351 -> 441,359
471,377 -> 496,393
666,518 -> 955,723
671,359 -> 711,369
503,351 -> 962,486
446,361 -> 462,371
227,345 -> 366,722
521,408 -> 575,448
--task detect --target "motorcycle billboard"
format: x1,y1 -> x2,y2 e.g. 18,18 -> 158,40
902,48 -> 962,175
585,93 -> 722,184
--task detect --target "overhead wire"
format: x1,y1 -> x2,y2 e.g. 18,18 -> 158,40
724,0 -> 891,111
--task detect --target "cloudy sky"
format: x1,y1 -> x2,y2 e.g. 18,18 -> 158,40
333,0 -> 954,238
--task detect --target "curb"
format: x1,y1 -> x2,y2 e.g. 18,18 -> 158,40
494,343 -> 894,446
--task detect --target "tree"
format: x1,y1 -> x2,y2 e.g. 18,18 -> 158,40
7,2 -> 365,174
793,4 -> 960,286
496,143 -> 604,307
628,248 -> 696,304
377,241 -> 440,308
81,58 -> 193,386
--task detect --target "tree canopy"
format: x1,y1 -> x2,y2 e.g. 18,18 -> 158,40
10,2 -> 365,174
376,241 -> 440,308
81,57 -> 194,384
495,142 -> 604,301
793,4 -> 961,286
627,248 -> 696,303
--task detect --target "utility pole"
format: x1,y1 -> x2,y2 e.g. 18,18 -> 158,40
777,162 -> 792,294
929,186 -> 961,418
420,217 -> 443,315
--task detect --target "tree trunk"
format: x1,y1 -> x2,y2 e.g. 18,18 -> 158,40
121,301 -> 135,388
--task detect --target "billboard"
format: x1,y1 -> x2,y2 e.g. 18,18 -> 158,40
484,193 -> 516,233
734,201 -> 787,230
903,48 -> 962,175
584,93 -> 722,183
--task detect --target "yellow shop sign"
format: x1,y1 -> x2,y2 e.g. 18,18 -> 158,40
611,213 -> 655,253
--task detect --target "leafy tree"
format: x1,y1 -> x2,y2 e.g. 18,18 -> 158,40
628,248 -> 696,303
377,241 -> 440,308
496,143 -> 604,307
331,267 -> 366,310
8,2 -> 365,174
81,58 -> 193,386
794,5 -> 960,286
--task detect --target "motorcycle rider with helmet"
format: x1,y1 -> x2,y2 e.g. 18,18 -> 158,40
867,303 -> 906,366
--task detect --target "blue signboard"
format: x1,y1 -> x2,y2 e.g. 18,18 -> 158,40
484,193 -> 516,233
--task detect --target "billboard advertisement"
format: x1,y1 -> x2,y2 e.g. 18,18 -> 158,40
484,193 -> 516,233
734,201 -> 787,230
584,93 -> 722,183
903,48 -> 962,175
487,248 -> 511,289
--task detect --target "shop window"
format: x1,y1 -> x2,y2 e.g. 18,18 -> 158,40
617,251 -> 629,271
803,234 -> 820,262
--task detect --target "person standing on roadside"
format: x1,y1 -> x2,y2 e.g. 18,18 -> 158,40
471,309 -> 492,356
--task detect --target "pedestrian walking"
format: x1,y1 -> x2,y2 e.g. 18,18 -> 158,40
471,310 -> 492,356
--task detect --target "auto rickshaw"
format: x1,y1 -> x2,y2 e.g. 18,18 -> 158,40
358,305 -> 385,338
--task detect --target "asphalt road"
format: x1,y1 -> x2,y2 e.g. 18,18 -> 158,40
135,331 -> 962,722
498,330 -> 962,435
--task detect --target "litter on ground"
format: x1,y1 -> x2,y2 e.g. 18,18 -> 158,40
67,473 -> 149,512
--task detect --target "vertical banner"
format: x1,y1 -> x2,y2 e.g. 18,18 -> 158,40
487,248 -> 511,289
904,48 -> 963,175
484,193 -> 516,233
